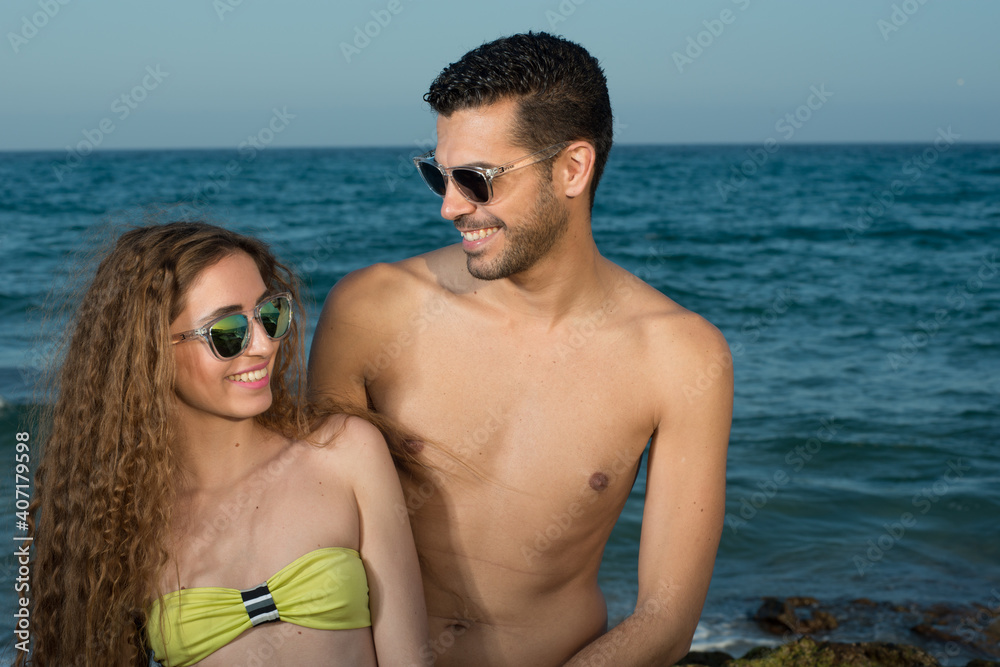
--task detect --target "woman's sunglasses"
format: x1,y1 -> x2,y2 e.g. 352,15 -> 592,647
413,142 -> 569,205
171,293 -> 293,360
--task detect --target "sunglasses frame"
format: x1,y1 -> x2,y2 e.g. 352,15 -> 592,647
413,141 -> 570,205
170,292 -> 294,361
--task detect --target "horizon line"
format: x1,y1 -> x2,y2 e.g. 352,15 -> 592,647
3,139 -> 999,155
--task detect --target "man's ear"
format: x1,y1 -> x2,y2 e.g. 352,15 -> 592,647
559,141 -> 596,200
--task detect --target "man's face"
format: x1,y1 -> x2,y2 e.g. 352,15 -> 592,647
434,100 -> 569,281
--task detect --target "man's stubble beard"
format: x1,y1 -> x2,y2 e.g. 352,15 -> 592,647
464,184 -> 570,281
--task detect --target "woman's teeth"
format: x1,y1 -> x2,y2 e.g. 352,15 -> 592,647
227,368 -> 267,383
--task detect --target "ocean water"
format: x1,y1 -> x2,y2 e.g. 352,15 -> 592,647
1,144 -> 998,664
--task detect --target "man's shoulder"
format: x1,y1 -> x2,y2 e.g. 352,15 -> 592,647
330,245 -> 466,299
610,266 -> 731,375
322,246 -> 465,320
648,306 -> 731,372
331,256 -> 428,299
602,268 -> 732,424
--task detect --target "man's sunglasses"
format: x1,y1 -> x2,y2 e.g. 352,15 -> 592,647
171,293 -> 293,360
413,142 -> 569,205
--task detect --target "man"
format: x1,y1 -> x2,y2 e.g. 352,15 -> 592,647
309,32 -> 732,666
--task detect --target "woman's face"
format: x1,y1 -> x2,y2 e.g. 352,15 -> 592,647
169,252 -> 281,425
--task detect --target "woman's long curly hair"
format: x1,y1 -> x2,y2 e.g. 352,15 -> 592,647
22,221 -> 412,666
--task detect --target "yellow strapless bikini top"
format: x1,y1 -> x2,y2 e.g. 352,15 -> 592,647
146,547 -> 371,667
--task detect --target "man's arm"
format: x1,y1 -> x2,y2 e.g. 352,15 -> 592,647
308,264 -> 395,409
566,316 -> 733,667
310,269 -> 432,664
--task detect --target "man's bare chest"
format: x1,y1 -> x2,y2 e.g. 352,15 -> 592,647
374,331 -> 653,496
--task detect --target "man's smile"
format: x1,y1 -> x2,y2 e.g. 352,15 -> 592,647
459,227 -> 501,242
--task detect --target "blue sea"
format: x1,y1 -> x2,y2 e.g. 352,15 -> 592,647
1,144 -> 998,665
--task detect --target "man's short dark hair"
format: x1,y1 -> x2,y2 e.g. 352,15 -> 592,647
424,31 -> 613,209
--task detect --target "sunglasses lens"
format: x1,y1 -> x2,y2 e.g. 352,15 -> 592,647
209,314 -> 250,359
259,296 -> 292,339
452,169 -> 490,203
417,161 -> 447,196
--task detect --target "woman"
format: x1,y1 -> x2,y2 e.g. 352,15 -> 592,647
24,222 -> 428,666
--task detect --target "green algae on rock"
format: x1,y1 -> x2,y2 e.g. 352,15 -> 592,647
723,636 -> 940,667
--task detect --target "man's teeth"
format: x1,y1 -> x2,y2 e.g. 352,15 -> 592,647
461,227 -> 500,241
227,368 -> 267,383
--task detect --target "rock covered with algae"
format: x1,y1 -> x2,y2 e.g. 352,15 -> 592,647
679,636 -> 942,666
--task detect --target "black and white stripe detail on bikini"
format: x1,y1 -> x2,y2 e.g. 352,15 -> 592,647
240,582 -> 280,626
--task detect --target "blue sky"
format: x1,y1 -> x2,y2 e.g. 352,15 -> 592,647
2,0 -> 998,151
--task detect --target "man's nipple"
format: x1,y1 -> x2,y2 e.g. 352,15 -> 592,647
589,472 -> 609,492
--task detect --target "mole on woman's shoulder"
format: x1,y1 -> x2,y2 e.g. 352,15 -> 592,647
589,472 -> 609,491
404,440 -> 425,455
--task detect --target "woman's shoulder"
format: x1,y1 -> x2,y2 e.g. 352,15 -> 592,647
307,412 -> 387,449
298,413 -> 395,477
